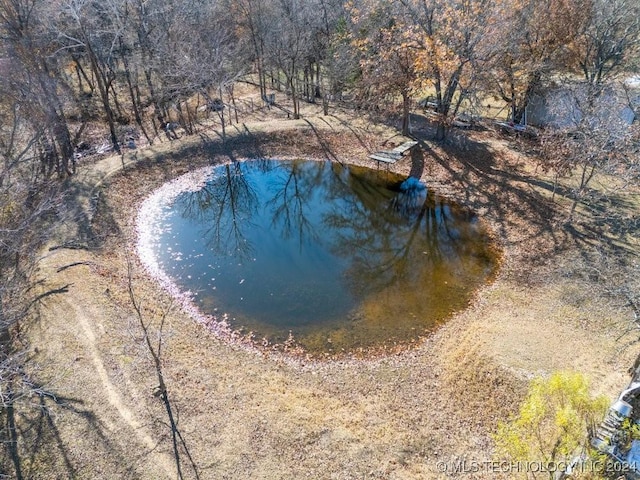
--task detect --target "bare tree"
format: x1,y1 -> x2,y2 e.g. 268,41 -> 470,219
537,83 -> 636,212
263,0 -> 315,119
127,260 -> 200,480
323,13 -> 359,112
229,0 -> 271,99
569,0 -> 640,90
531,0 -> 639,215
484,0 -> 586,123
0,57 -> 68,479
56,0 -> 128,153
0,0 -> 75,177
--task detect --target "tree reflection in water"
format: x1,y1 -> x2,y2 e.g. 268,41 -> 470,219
156,159 -> 497,355
175,161 -> 261,262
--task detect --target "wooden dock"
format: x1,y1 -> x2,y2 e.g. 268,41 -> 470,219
369,141 -> 418,168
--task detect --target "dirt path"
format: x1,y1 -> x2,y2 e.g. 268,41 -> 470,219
34,247 -> 177,478
69,296 -> 173,470
30,134 -> 211,477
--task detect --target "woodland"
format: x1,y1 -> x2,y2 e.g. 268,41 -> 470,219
1,0 -> 640,478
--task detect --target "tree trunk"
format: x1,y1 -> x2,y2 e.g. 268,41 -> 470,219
144,69 -> 163,137
218,87 -> 227,140
227,85 -> 239,123
315,61 -> 321,98
84,39 -> 120,153
121,45 -> 151,144
38,63 -> 74,176
72,55 -> 95,94
435,122 -> 447,142
303,66 -> 309,101
289,77 -> 299,119
109,79 -> 126,122
5,386 -> 24,480
401,91 -> 411,136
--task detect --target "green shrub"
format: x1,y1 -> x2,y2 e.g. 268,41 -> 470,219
493,372 -> 609,479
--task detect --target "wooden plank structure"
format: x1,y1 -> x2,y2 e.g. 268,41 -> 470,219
369,141 -> 418,169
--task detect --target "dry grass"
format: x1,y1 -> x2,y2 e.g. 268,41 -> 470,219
15,94 -> 640,479
439,323 -> 525,424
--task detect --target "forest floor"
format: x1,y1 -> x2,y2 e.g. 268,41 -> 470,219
19,88 -> 640,479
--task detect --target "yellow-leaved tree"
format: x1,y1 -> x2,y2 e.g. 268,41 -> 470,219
401,0 -> 498,141
493,372 -> 609,479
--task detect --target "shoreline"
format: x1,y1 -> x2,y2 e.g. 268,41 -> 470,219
24,118 -> 636,478
133,153 -> 504,364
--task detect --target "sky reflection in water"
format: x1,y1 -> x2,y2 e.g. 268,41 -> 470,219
154,159 -> 498,355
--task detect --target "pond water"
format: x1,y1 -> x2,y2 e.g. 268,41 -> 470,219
139,159 -> 498,357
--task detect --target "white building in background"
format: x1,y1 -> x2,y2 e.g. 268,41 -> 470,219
526,81 -> 638,129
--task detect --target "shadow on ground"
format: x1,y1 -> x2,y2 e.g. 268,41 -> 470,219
1,382 -> 140,479
403,130 -> 639,284
21,121 -> 638,480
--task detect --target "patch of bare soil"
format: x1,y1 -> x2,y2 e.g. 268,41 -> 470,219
22,101 -> 637,479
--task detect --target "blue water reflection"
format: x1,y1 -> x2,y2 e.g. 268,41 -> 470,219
154,159 -> 498,355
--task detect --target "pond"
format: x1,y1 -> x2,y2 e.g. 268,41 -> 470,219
137,159 -> 499,357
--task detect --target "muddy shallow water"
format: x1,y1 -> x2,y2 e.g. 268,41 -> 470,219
137,159 -> 499,356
